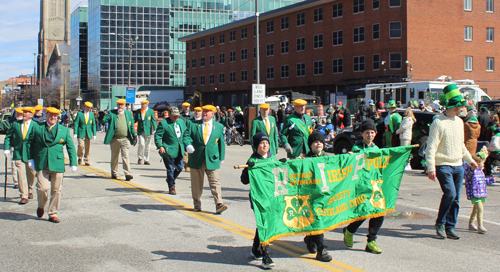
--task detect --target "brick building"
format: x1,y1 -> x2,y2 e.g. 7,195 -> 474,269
180,0 -> 499,107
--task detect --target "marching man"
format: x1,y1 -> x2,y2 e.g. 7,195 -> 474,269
250,103 -> 279,155
28,107 -> 77,223
134,100 -> 157,165
280,99 -> 313,159
73,101 -> 97,166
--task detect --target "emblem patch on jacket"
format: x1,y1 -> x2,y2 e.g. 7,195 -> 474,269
148,117 -> 151,120
59,139 -> 64,144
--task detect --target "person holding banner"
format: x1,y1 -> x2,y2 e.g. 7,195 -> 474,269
344,119 -> 385,254
250,103 -> 279,155
280,99 -> 313,159
73,101 -> 97,166
134,100 -> 157,165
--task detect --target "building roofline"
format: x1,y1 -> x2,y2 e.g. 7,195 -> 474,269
179,0 -> 335,42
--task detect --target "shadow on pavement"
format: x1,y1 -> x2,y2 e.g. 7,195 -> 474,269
0,212 -> 39,221
121,204 -> 182,213
377,224 -> 436,239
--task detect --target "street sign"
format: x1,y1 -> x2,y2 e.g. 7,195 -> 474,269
37,99 -> 44,106
252,84 -> 266,104
76,96 -> 83,101
126,86 -> 136,104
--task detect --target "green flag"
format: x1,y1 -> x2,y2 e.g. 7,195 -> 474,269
249,145 -> 413,245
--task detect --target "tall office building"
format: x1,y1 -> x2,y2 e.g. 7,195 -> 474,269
70,4 -> 89,108
86,0 -> 304,109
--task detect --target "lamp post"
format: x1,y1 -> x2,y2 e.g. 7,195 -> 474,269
110,33 -> 139,86
64,54 -> 82,109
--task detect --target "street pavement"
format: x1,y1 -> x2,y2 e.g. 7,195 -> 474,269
1,132 -> 499,272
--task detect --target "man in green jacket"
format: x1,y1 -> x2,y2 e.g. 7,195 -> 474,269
102,99 -> 138,181
155,106 -> 186,195
3,107 -> 37,204
388,100 -> 402,147
73,101 -> 97,166
183,105 -> 227,214
250,103 -> 279,155
280,99 -> 313,159
28,107 -> 77,223
134,100 -> 157,165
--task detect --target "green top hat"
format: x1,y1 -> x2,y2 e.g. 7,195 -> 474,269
467,117 -> 478,122
443,84 -> 467,108
388,100 -> 397,108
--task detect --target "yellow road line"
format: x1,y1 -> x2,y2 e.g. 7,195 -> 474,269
74,162 -> 365,272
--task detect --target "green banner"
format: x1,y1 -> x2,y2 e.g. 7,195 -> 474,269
249,145 -> 413,245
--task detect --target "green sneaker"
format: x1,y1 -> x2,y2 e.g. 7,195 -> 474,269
343,227 -> 353,248
365,241 -> 382,254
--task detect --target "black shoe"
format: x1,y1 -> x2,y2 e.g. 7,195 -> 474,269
446,229 -> 460,240
111,174 -> 117,179
260,255 -> 275,269
251,247 -> 264,260
304,236 -> 317,253
316,245 -> 332,262
125,175 -> 133,181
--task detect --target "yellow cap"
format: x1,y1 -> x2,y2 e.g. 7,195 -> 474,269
202,105 -> 217,112
46,107 -> 61,114
34,105 -> 43,111
293,99 -> 307,106
116,99 -> 126,104
194,107 -> 202,111
141,100 -> 149,104
15,108 -> 23,114
259,103 -> 270,109
22,107 -> 35,114
84,101 -> 93,108
182,102 -> 191,107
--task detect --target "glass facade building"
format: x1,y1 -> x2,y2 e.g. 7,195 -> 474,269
87,0 -> 303,109
70,5 -> 89,107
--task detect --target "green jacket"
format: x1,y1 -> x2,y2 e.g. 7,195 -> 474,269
280,113 -> 313,158
29,123 -> 77,172
389,112 -> 402,133
183,120 -> 225,170
134,108 -> 157,135
4,120 -> 36,162
154,118 -> 186,159
102,110 -> 137,145
250,115 -> 279,155
73,110 -> 97,139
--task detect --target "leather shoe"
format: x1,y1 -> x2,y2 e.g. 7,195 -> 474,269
13,184 -> 19,189
78,158 -> 82,165
28,193 -> 34,199
215,204 -> 227,214
138,159 -> 143,164
37,208 -> 44,218
125,175 -> 133,181
185,167 -> 190,172
85,162 -> 90,166
168,186 -> 176,195
111,175 -> 117,179
19,198 -> 28,205
49,216 -> 60,223
144,161 -> 151,165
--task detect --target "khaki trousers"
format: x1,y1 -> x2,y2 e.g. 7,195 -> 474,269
137,133 -> 153,161
14,160 -> 35,199
77,136 -> 91,163
110,138 -> 131,176
11,147 -> 18,185
183,151 -> 189,169
36,168 -> 64,216
190,162 -> 223,209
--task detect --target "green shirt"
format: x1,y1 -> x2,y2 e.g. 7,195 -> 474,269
351,141 -> 379,153
115,113 -> 128,139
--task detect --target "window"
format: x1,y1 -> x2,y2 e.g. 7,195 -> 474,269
219,73 -> 225,84
266,43 -> 274,56
373,54 -> 380,70
192,41 -> 197,50
465,56 -> 473,71
186,42 -> 189,51
314,61 -> 324,75
241,70 -> 248,82
230,30 -> 236,42
333,3 -> 343,18
281,65 -> 289,78
267,21 -> 274,33
254,69 -> 257,81
209,55 -> 215,66
281,41 -> 289,54
267,67 -> 274,80
390,22 -> 402,38
353,0 -> 365,13
314,8 -> 323,22
332,30 -> 343,46
390,0 -> 401,7
209,74 -> 215,85
230,72 -> 236,83
297,63 -> 306,77
464,0 -> 472,11
219,33 -> 225,44
192,76 -> 196,86
241,48 -> 248,60
487,0 -> 494,12
390,53 -> 402,69
373,0 -> 380,9
297,37 -> 306,51
200,57 -> 206,67
230,51 -> 236,62
353,27 -> 365,42
465,26 -> 473,41
209,36 -> 215,46
200,39 -> 205,49
314,34 -> 324,49
354,56 -> 365,72
253,47 -> 256,58
373,24 -> 380,40
297,12 -> 305,26
241,27 -> 248,39
200,75 -> 205,86
487,28 -> 494,42
281,17 -> 289,30
219,53 -> 225,64
191,59 -> 196,68
253,25 -> 260,36
186,59 -> 189,69
332,58 -> 343,73
487,57 -> 495,71
186,78 -> 189,87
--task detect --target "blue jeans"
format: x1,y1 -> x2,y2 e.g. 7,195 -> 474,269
435,165 -> 464,230
163,153 -> 184,187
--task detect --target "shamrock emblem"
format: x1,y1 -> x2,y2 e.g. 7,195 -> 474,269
283,195 -> 314,229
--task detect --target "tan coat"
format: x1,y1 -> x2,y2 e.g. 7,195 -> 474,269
464,122 -> 481,155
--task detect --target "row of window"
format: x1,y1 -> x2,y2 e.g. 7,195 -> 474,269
464,27 -> 495,42
465,56 -> 495,71
464,0 -> 495,12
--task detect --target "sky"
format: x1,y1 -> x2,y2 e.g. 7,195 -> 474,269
0,0 -> 81,81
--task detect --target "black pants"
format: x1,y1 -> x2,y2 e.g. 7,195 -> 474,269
346,216 -> 385,242
484,152 -> 500,176
253,229 -> 268,253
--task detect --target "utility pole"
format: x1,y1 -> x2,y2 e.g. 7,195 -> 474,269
255,0 -> 260,85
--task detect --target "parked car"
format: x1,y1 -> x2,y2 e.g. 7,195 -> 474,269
477,100 -> 500,111
0,112 -> 12,134
331,110 -> 438,169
